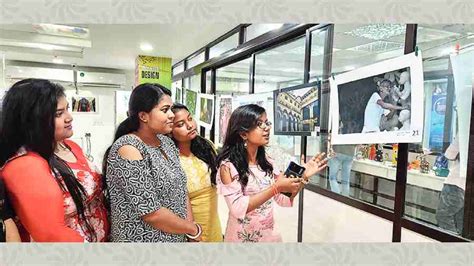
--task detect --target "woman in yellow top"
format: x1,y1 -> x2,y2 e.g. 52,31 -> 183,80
171,103 -> 223,242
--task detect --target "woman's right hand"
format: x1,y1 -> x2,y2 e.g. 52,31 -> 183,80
275,173 -> 302,194
186,223 -> 202,242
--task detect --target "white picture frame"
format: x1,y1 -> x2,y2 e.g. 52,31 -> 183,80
69,94 -> 99,114
197,93 -> 215,130
215,95 -> 233,147
115,90 -> 132,127
330,52 -> 424,144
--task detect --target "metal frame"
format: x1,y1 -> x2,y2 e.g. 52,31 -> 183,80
171,23 -> 473,242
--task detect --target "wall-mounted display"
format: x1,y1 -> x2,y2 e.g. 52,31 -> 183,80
215,95 -> 232,146
184,89 -> 198,117
273,82 -> 320,136
197,93 -> 215,129
115,90 -> 132,127
70,94 -> 98,113
330,52 -> 424,144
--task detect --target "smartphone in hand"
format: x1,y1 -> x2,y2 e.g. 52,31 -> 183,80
282,161 -> 306,197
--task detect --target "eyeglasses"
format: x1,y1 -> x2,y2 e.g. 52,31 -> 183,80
256,121 -> 272,129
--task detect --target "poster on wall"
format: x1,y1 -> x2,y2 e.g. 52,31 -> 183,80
184,89 -> 198,117
197,93 -> 215,129
273,82 -> 320,136
70,94 -> 98,113
429,92 -> 448,152
135,55 -> 172,89
115,90 -> 132,127
330,51 -> 424,144
215,95 -> 232,146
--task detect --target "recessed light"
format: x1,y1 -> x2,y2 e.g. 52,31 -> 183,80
140,43 -> 153,52
52,58 -> 63,64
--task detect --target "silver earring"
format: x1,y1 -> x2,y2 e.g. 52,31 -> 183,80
244,140 -> 248,148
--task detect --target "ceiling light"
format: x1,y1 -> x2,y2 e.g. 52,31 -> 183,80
347,41 -> 404,53
140,43 -> 153,52
33,24 -> 90,39
345,24 -> 406,40
52,57 -> 63,64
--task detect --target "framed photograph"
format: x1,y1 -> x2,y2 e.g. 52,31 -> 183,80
115,90 -> 132,127
70,95 -> 98,113
175,87 -> 182,103
184,89 -> 198,117
215,95 -> 233,146
197,93 -> 215,129
273,81 -> 321,136
330,52 -> 424,144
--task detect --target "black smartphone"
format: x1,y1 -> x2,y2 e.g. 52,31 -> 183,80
281,161 -> 306,197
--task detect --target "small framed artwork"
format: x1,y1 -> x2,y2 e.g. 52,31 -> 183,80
197,93 -> 215,129
70,95 -> 98,113
273,81 -> 321,136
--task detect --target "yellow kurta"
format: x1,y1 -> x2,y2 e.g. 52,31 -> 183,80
180,154 -> 223,242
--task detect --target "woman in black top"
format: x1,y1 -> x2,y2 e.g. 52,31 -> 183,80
0,179 -> 21,242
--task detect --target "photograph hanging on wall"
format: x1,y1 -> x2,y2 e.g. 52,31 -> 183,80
273,81 -> 320,136
330,52 -> 424,144
215,95 -> 232,146
175,87 -> 182,103
115,90 -> 132,127
70,95 -> 98,113
197,93 -> 215,129
184,89 -> 198,117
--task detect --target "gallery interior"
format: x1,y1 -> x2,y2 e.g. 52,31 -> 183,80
0,23 -> 473,242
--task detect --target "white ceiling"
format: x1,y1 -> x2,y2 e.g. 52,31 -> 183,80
0,24 -> 235,70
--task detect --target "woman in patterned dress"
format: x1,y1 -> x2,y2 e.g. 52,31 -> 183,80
171,103 -> 223,242
103,83 -> 202,242
0,79 -> 108,242
215,104 -> 327,242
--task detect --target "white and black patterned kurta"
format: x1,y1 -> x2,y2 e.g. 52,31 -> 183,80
106,134 -> 188,242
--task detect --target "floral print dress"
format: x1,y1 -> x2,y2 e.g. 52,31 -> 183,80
216,160 -> 292,242
62,140 -> 109,242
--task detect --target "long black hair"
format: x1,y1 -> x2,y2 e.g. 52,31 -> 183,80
0,78 -> 97,241
171,103 -> 217,185
214,104 -> 273,189
102,83 -> 171,181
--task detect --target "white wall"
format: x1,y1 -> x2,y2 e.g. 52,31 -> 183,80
64,86 -> 118,169
64,85 -> 133,169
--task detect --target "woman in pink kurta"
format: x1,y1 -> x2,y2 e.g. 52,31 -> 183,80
215,104 -> 327,242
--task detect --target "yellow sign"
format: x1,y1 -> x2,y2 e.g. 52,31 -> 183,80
135,55 -> 172,89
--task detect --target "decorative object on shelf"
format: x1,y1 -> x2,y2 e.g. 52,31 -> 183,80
356,145 -> 364,160
419,155 -> 430,174
392,143 -> 398,165
432,154 -> 449,177
369,144 -> 376,160
374,144 -> 384,162
434,167 -> 450,177
408,156 -> 421,170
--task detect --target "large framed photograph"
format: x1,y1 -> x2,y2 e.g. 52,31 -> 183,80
197,93 -> 215,129
330,52 -> 424,144
215,95 -> 232,147
273,82 -> 321,136
70,94 -> 98,113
